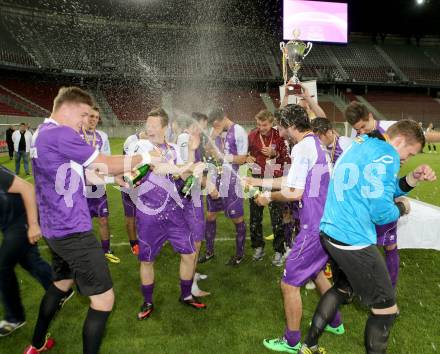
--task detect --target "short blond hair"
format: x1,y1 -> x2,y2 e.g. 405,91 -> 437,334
147,107 -> 169,127
255,109 -> 275,123
53,87 -> 94,113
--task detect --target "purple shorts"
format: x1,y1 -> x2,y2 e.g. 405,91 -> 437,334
283,201 -> 300,221
282,229 -> 328,287
121,190 -> 137,218
206,194 -> 224,213
183,197 -> 205,242
136,207 -> 195,262
208,173 -> 244,218
87,194 -> 109,218
376,222 -> 398,247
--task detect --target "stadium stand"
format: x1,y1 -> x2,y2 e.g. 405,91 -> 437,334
296,44 -> 342,81
0,21 -> 36,68
0,100 -> 28,116
103,86 -> 161,122
0,4 -> 439,128
380,44 -> 440,85
0,9 -> 276,80
364,91 -> 440,124
0,78 -> 60,111
0,84 -> 50,116
318,101 -> 344,122
217,90 -> 266,124
331,44 -> 393,83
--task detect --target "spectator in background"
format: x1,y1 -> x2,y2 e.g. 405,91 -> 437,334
12,123 -> 32,175
27,124 -> 35,135
6,125 -> 15,160
426,123 -> 437,153
0,165 -> 54,336
247,110 -> 290,266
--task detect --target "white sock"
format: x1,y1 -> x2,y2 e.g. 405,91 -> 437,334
192,279 -> 201,295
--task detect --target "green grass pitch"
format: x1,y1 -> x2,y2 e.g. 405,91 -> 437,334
0,139 -> 439,353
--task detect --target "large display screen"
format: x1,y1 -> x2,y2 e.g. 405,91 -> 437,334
283,0 -> 348,43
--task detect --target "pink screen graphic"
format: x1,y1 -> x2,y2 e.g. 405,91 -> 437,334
283,0 -> 348,43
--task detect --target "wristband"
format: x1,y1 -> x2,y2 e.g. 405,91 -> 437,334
400,176 -> 415,192
405,172 -> 418,188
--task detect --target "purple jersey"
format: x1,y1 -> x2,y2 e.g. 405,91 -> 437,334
283,135 -> 330,286
136,142 -> 184,214
31,118 -> 99,238
332,136 -> 352,163
223,123 -> 248,171
334,137 -> 344,162
134,141 -> 194,261
176,132 -> 205,240
80,129 -> 111,213
298,136 -> 330,233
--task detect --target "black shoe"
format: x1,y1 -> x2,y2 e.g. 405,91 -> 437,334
58,288 -> 75,310
137,302 -> 154,320
179,296 -> 207,310
225,255 -> 244,266
198,253 -> 214,264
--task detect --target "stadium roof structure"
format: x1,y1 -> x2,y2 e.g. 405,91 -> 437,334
2,0 -> 440,36
0,0 -> 439,87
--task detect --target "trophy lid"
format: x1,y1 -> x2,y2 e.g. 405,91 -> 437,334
292,28 -> 301,41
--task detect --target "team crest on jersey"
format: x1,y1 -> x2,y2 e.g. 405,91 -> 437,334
373,155 -> 394,164
353,136 -> 364,144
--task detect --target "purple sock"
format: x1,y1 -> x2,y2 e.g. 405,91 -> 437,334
284,328 -> 301,347
129,239 -> 139,247
329,311 -> 342,328
180,279 -> 193,300
235,222 -> 246,258
284,223 -> 293,248
385,247 -> 400,288
101,239 -> 110,253
141,283 -> 154,304
205,220 -> 216,255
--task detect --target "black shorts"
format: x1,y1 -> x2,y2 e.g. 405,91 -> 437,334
46,231 -> 113,296
320,232 -> 395,309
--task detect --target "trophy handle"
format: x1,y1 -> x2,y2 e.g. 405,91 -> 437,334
303,42 -> 313,58
279,42 -> 285,52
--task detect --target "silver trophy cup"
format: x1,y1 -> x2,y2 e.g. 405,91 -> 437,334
280,29 -> 313,85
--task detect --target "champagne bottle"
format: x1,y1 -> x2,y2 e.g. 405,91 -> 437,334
123,163 -> 150,187
181,175 -> 196,197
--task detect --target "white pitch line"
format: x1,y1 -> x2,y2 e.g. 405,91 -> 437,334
37,237 -> 236,250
